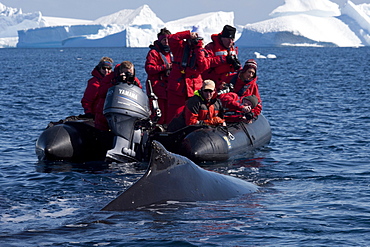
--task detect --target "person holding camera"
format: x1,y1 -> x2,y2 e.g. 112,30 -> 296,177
202,25 -> 241,88
219,93 -> 259,124
94,61 -> 142,131
166,28 -> 227,124
219,59 -> 262,120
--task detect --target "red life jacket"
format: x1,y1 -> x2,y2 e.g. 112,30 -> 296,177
206,34 -> 238,75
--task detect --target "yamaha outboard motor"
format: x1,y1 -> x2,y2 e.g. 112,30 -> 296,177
103,83 -> 150,162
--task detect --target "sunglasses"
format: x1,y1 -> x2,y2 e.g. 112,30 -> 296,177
102,67 -> 112,70
203,89 -> 214,93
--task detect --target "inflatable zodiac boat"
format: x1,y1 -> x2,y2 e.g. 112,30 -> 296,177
36,83 -> 271,163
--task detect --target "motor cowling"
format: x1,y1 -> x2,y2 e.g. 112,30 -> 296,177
103,83 -> 150,161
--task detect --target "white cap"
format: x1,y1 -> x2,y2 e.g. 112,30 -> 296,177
191,25 -> 205,39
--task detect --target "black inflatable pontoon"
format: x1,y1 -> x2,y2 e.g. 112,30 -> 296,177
36,83 -> 271,163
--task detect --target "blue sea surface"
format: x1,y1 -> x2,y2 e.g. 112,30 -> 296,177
1,47 -> 369,246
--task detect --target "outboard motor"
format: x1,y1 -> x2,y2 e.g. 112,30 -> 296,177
103,83 -> 150,162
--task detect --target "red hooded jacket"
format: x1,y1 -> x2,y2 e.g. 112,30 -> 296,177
81,67 -> 106,115
145,40 -> 172,99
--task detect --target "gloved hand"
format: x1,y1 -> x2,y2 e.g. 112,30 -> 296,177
203,116 -> 225,126
226,55 -> 234,65
244,112 -> 254,120
226,55 -> 241,70
78,113 -> 95,119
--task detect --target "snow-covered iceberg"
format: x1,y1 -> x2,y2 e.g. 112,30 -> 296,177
0,2 -> 46,47
164,11 -> 236,45
1,0 -> 370,48
236,0 -> 369,47
16,5 -> 234,48
340,1 -> 370,45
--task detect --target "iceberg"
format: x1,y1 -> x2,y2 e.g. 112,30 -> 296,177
0,2 -> 46,38
17,5 -> 234,48
17,25 -> 105,48
236,0 -> 369,47
340,1 -> 370,45
61,5 -> 166,48
0,0 -> 370,48
164,11 -> 236,45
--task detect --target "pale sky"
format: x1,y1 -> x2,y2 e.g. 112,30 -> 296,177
1,0 -> 369,25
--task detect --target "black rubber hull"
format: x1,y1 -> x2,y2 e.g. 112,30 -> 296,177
180,114 -> 271,162
35,121 -> 114,162
36,115 -> 271,163
150,114 -> 271,162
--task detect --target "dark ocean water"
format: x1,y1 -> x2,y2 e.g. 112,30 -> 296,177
1,46 -> 369,246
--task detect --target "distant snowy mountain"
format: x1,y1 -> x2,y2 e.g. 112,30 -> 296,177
0,0 -> 369,48
236,0 -> 370,47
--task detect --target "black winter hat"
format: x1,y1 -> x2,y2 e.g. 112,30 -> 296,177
220,25 -> 236,39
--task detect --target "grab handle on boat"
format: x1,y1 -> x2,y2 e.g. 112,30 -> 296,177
228,131 -> 235,141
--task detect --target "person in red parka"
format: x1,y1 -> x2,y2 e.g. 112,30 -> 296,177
94,61 -> 142,131
166,28 -> 227,124
219,59 -> 262,118
219,93 -> 259,123
145,28 -> 172,125
202,25 -> 241,88
167,80 -> 225,132
80,57 -> 113,119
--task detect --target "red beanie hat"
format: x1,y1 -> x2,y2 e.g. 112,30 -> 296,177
243,59 -> 257,71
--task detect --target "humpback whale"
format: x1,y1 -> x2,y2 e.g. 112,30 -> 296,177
102,141 -> 258,211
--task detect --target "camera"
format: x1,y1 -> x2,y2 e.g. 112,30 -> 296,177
191,37 -> 203,46
116,71 -> 135,83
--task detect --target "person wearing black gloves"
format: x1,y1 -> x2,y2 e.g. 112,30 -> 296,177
202,25 -> 241,88
219,93 -> 259,123
218,59 -> 262,122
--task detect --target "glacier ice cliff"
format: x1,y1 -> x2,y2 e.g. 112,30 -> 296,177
0,1 -> 370,48
236,0 -> 369,47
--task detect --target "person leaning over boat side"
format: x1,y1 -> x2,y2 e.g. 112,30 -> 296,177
145,28 -> 172,125
94,61 -> 142,131
80,57 -> 113,119
219,59 -> 262,118
166,28 -> 228,124
167,80 -> 225,132
202,25 -> 241,88
219,94 -> 259,123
